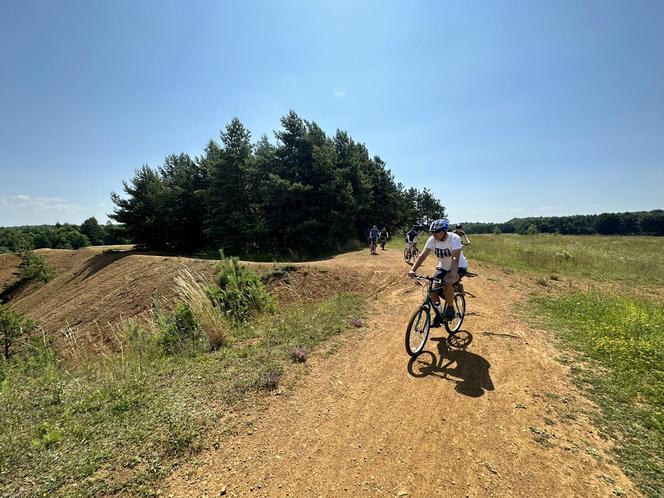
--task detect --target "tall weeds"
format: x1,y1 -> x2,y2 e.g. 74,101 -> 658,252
174,267 -> 229,350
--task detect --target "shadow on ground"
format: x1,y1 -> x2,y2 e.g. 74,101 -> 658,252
407,332 -> 495,397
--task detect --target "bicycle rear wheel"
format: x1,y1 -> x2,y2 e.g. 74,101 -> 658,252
444,293 -> 466,334
405,306 -> 431,357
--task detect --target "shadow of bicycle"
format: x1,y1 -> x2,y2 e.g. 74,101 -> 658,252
406,332 -> 495,397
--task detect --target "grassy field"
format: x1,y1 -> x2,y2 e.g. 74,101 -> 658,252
0,292 -> 365,497
463,234 -> 663,496
464,233 -> 664,287
533,292 -> 663,496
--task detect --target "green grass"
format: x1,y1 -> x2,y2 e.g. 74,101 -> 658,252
465,234 -> 664,286
0,293 -> 365,497
532,292 -> 664,497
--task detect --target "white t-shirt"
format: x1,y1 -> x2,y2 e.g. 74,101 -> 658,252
424,232 -> 467,270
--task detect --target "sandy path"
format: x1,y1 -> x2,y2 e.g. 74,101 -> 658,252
163,248 -> 639,497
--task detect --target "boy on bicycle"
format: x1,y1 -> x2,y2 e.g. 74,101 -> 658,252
405,226 -> 419,252
379,227 -> 389,250
453,224 -> 471,245
408,219 -> 467,327
369,225 -> 380,253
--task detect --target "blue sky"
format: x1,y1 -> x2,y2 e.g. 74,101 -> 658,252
1,0 -> 662,226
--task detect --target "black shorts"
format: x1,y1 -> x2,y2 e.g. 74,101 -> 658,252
433,267 -> 467,287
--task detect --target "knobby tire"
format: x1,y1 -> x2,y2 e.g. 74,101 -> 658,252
444,293 -> 466,334
405,306 -> 431,357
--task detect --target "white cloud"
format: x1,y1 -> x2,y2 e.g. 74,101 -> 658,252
0,194 -> 87,226
333,88 -> 348,98
538,205 -> 563,211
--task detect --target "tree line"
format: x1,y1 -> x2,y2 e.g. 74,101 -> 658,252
461,210 -> 664,236
0,218 -> 129,253
110,111 -> 445,258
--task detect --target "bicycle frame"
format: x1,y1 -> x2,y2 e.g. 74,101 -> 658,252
405,273 -> 467,356
414,274 -> 443,310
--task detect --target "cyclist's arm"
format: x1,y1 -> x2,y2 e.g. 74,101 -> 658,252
444,249 -> 461,283
408,247 -> 431,276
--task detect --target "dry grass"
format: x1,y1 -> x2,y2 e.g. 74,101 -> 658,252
174,267 -> 229,350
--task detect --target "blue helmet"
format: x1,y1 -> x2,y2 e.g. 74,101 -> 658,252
429,219 -> 449,233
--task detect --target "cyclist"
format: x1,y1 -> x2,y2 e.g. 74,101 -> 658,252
405,226 -> 419,249
404,226 -> 419,261
379,227 -> 389,250
453,224 -> 471,245
369,225 -> 380,254
408,219 -> 467,327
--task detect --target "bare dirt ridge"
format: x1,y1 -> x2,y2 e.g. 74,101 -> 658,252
0,247 -> 362,353
0,247 -> 641,496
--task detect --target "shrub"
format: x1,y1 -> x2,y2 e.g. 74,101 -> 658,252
174,268 -> 230,350
1,304 -> 35,360
157,302 -> 202,355
208,255 -> 275,322
15,251 -> 55,283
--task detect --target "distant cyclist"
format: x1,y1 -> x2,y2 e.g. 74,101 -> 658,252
369,225 -> 380,254
408,219 -> 468,327
453,224 -> 471,245
379,227 -> 389,250
405,226 -> 419,250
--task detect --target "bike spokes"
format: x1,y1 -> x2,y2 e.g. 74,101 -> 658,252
444,293 -> 466,334
406,307 -> 430,356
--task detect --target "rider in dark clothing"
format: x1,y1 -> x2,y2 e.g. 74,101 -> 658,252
379,227 -> 389,250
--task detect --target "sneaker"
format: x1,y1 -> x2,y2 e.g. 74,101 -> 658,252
431,313 -> 442,328
444,307 -> 456,321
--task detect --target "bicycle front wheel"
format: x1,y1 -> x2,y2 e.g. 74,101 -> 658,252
404,247 -> 412,264
444,293 -> 466,334
405,306 -> 431,357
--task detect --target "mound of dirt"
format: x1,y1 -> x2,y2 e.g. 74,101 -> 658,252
1,247 -> 371,354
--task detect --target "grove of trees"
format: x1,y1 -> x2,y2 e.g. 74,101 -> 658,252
0,219 -> 129,253
110,112 -> 446,257
460,210 -> 664,236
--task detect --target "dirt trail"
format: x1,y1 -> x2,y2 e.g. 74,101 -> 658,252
164,248 -> 640,497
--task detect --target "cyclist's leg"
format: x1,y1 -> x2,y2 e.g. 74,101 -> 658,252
443,281 -> 455,307
430,269 -> 447,326
453,267 -> 467,291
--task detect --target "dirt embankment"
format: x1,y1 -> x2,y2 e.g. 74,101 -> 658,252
0,247 -> 368,352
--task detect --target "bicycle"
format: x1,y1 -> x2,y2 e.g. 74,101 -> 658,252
405,274 -> 466,357
403,243 -> 420,265
369,238 -> 378,255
